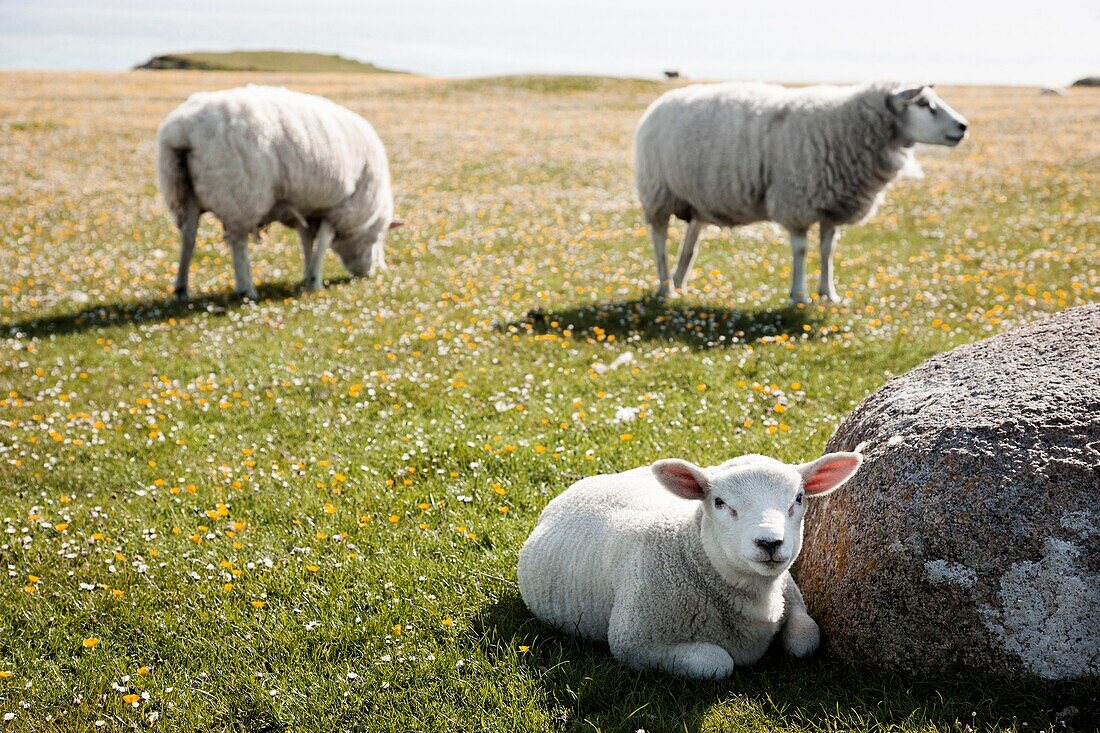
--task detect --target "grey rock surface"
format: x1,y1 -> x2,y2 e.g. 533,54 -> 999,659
798,304 -> 1100,679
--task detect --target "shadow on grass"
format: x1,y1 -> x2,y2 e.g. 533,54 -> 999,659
476,592 -> 1098,732
500,295 -> 823,350
2,278 -> 352,339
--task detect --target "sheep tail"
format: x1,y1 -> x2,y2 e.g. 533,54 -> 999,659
156,118 -> 196,227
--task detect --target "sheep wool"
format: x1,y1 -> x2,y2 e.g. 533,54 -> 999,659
157,85 -> 397,299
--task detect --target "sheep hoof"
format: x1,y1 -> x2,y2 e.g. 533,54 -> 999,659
237,288 -> 260,301
819,291 -> 844,304
789,293 -> 810,306
655,284 -> 670,299
173,288 -> 190,302
780,614 -> 821,658
304,279 -> 323,293
665,642 -> 735,679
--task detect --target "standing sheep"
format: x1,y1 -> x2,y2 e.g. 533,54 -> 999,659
634,82 -> 968,303
157,85 -> 402,300
517,452 -> 862,679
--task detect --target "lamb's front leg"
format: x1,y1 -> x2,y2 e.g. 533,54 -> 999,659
779,573 -> 820,658
818,225 -> 842,302
787,229 -> 810,305
608,604 -> 734,679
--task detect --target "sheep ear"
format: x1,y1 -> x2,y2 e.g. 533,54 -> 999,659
388,219 -> 405,230
652,459 -> 710,501
797,452 -> 863,497
889,86 -> 925,113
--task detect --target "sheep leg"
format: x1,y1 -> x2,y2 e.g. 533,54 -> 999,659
787,229 -> 810,305
818,225 -> 841,302
296,224 -> 315,278
227,231 -> 259,300
173,201 -> 200,300
671,219 -> 705,294
615,639 -> 735,680
650,219 -> 671,298
304,220 -> 334,291
779,574 -> 821,657
370,240 -> 387,274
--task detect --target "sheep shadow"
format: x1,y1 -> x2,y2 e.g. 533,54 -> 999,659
499,295 -> 823,350
474,592 -> 1099,732
1,277 -> 353,339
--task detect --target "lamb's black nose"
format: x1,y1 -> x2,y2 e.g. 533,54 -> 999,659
957,122 -> 968,132
755,538 -> 783,555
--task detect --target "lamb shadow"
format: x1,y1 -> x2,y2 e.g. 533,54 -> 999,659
475,592 -> 1098,732
2,277 -> 352,339
499,295 -> 822,350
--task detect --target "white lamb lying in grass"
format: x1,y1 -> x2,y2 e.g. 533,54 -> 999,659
518,451 -> 862,679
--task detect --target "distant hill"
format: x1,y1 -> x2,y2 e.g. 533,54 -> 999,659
133,50 -> 399,74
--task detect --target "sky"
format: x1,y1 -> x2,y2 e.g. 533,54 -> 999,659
0,0 -> 1097,85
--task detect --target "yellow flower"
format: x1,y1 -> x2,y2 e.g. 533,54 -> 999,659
305,565 -> 319,573
324,503 -> 337,515
251,600 -> 265,608
111,589 -> 125,599
518,645 -> 529,653
54,523 -> 69,532
441,618 -> 454,627
122,693 -> 140,704
82,638 -> 100,649
137,667 -> 150,676
619,433 -> 633,441
773,404 -> 787,414
0,671 -> 12,678
389,514 -> 400,523
393,624 -> 402,636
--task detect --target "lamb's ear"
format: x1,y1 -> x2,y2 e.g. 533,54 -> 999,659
888,86 -> 925,113
388,219 -> 405,230
652,459 -> 710,501
797,452 -> 863,497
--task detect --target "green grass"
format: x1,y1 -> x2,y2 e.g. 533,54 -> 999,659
0,73 -> 1097,731
135,50 -> 400,74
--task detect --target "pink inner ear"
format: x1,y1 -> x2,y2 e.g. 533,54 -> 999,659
653,461 -> 707,501
804,457 -> 861,494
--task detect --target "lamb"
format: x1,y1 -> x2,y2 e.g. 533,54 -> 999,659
156,85 -> 402,300
517,451 -> 863,679
634,82 -> 969,303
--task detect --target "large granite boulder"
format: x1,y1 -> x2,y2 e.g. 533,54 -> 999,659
798,304 -> 1100,680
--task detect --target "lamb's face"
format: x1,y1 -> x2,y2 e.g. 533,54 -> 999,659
893,86 -> 969,147
333,230 -> 384,277
652,453 -> 863,579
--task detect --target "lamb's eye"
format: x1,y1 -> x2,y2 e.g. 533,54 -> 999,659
796,493 -> 803,505
713,497 -> 725,508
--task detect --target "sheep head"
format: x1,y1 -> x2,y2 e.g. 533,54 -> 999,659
652,452 -> 862,579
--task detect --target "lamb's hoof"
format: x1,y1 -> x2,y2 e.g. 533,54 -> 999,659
173,288 -> 190,302
668,642 -> 735,679
781,614 -> 821,658
237,288 -> 260,301
304,280 -> 323,293
789,293 -> 810,306
819,291 -> 844,304
655,284 -> 670,300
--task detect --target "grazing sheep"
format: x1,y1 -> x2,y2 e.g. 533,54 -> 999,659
517,452 -> 862,679
157,85 -> 401,300
634,82 -> 969,303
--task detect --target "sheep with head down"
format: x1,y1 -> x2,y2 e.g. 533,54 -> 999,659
634,82 -> 969,303
518,452 -> 862,679
157,85 -> 402,300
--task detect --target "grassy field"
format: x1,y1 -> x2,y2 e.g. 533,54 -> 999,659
134,51 -> 397,73
0,71 -> 1097,732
